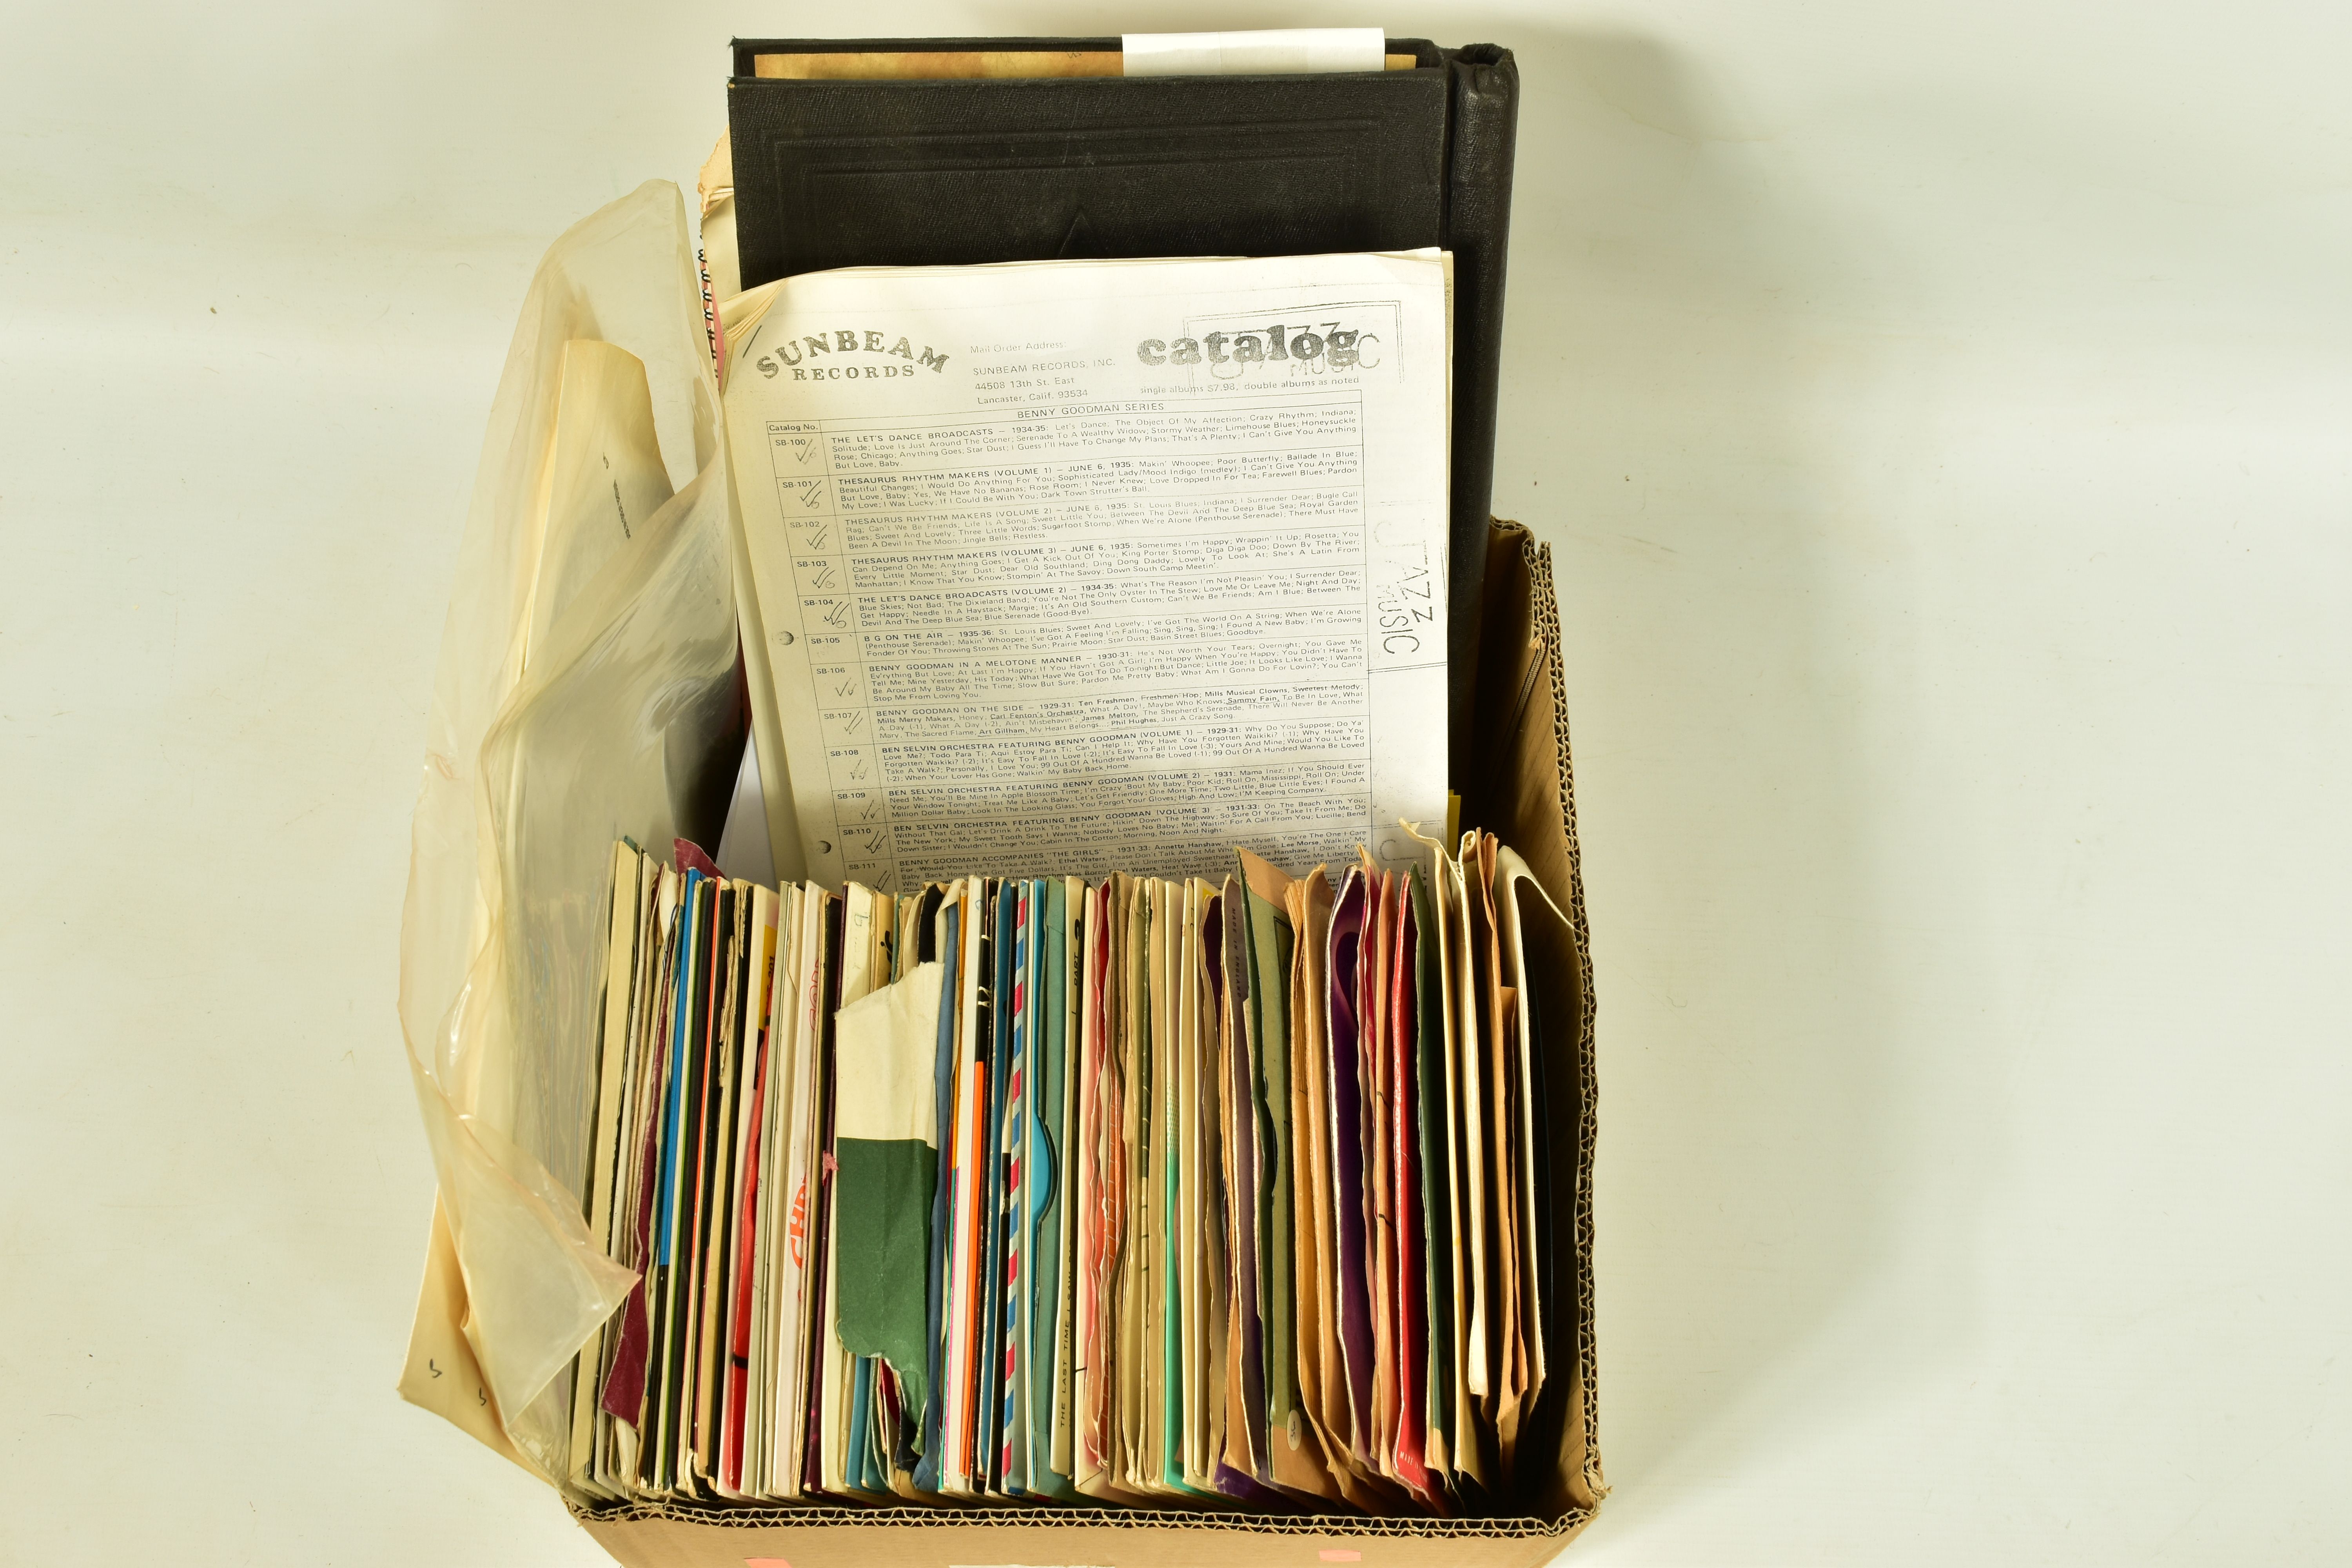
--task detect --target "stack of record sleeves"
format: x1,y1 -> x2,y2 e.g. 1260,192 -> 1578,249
568,828 -> 1569,1516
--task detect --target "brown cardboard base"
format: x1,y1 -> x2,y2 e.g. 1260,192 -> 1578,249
575,1502 -> 1595,1568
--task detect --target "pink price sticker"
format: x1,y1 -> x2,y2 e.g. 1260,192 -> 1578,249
743,1559 -> 792,1568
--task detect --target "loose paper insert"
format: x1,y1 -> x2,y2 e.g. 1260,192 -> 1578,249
724,251 -> 1452,893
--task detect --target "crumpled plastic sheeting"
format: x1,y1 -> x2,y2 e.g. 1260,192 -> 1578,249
398,181 -> 737,1481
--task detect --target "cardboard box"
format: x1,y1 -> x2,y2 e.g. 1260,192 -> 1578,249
568,521 -> 1606,1566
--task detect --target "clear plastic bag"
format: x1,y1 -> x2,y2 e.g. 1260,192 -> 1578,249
395,181 -> 741,1480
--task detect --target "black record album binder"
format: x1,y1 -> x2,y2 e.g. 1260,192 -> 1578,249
727,38 -> 1520,778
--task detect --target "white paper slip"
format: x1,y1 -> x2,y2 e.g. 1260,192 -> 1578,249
723,250 -> 1452,892
1122,28 -> 1388,76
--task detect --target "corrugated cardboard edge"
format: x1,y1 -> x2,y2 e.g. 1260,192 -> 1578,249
564,519 -> 1606,1564
573,1504 -> 1589,1568
1485,520 -> 1609,1517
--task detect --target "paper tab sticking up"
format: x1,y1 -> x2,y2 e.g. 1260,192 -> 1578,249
714,731 -> 779,889
1122,28 -> 1388,76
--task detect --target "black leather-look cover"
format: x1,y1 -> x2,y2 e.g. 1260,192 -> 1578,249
727,38 -> 1517,778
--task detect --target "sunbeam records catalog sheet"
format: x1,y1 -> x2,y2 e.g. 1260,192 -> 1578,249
721,249 -> 1452,893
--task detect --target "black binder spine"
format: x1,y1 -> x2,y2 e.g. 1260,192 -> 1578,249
1443,45 -> 1521,780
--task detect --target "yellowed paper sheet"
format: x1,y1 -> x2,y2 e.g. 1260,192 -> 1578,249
1471,832 -> 1526,1469
1286,871 -> 1341,1481
1441,843 -> 1488,1489
1176,877 -> 1212,1488
749,49 -> 1418,79
1140,878 -> 1176,1492
399,1197 -> 535,1475
1071,882 -> 1112,1498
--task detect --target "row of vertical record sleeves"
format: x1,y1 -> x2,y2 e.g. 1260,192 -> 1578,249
565,825 -> 1577,1516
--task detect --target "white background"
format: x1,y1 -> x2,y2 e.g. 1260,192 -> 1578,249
3,3 -> 2345,1564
